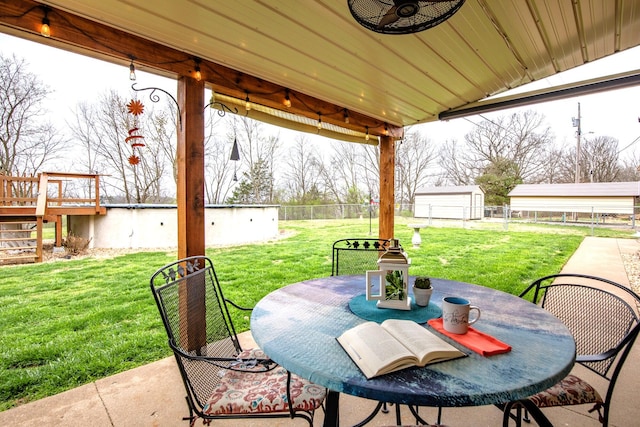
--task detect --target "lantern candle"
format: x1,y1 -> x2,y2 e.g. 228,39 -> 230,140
365,238 -> 411,310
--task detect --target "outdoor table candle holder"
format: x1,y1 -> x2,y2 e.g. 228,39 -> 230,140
366,238 -> 411,310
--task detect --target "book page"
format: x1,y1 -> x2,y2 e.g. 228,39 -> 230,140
337,321 -> 416,378
381,319 -> 464,365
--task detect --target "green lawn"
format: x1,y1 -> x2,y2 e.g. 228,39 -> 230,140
0,218 -> 634,411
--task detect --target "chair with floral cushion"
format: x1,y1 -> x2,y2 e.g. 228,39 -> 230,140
150,256 -> 326,426
501,273 -> 640,427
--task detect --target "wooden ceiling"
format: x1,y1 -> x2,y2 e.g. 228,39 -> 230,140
2,0 -> 640,143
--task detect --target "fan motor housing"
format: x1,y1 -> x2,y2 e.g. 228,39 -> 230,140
396,1 -> 419,18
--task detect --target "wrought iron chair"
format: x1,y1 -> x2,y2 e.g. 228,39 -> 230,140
331,238 -> 390,276
150,256 -> 326,426
501,273 -> 640,427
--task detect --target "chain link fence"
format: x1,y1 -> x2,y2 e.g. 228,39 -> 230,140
278,203 -> 418,221
279,203 -> 640,230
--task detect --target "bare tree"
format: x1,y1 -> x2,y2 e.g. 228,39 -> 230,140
151,104 -> 178,185
555,135 -> 623,183
67,101 -> 105,198
69,90 -> 174,203
138,111 -> 174,202
204,112 -> 237,204
282,136 -> 322,203
395,130 -> 437,204
580,136 -> 621,183
438,139 -> 476,185
538,146 -> 568,184
360,144 -> 380,201
618,148 -> 640,182
318,141 -> 370,204
439,110 -> 553,185
0,53 -> 66,175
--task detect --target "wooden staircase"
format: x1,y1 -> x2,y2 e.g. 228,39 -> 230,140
0,218 -> 40,264
0,172 -> 106,265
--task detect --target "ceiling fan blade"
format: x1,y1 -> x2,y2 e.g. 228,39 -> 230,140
378,6 -> 400,29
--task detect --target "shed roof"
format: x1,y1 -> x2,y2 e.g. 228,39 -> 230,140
508,182 -> 640,197
416,185 -> 483,195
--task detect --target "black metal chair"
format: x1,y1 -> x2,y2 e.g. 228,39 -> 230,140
150,256 -> 326,426
331,238 -> 390,276
501,273 -> 640,427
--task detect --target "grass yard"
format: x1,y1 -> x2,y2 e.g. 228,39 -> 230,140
0,217 -> 634,411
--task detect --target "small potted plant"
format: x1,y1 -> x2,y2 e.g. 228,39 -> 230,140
413,276 -> 433,307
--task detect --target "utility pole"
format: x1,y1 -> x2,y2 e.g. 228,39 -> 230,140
572,103 -> 582,183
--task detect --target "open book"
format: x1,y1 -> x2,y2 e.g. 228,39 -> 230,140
337,319 -> 465,379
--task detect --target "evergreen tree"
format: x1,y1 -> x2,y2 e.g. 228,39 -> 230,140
475,157 -> 522,206
226,158 -> 273,204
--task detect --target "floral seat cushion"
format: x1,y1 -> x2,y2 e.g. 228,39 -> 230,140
527,374 -> 603,408
202,348 -> 326,416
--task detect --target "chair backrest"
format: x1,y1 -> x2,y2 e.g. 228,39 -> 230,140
520,273 -> 640,402
331,238 -> 390,276
150,256 -> 242,410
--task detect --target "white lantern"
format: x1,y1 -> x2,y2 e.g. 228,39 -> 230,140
365,239 -> 411,310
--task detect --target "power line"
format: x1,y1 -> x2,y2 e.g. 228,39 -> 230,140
617,135 -> 640,154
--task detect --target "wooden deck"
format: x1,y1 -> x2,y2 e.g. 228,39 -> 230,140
0,172 -> 106,264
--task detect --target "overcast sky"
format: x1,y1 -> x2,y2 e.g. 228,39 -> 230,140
1,32 -> 639,159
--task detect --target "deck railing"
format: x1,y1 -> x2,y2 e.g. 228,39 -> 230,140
0,172 -> 104,214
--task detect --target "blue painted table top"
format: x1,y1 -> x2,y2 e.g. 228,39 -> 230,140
250,275 -> 576,408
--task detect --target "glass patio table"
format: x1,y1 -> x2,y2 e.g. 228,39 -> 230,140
250,275 -> 576,427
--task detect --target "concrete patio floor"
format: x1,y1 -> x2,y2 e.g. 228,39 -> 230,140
1,236 -> 638,427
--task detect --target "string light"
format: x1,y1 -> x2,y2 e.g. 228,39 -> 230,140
384,123 -> 389,136
283,89 -> 292,108
194,59 -> 202,81
24,6 -> 381,141
40,6 -> 51,37
365,126 -> 370,141
129,58 -> 136,81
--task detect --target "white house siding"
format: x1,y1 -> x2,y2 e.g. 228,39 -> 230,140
67,205 -> 279,249
510,196 -> 634,214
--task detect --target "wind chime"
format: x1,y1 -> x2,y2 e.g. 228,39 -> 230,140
125,98 -> 146,165
230,135 -> 240,181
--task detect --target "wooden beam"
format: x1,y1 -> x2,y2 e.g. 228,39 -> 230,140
0,0 -> 402,139
176,76 -> 205,259
176,76 -> 206,352
35,173 -> 48,216
379,135 -> 395,240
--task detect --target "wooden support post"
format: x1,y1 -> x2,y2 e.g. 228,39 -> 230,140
177,76 -> 206,259
176,76 -> 206,352
55,215 -> 62,247
36,216 -> 43,263
379,135 -> 395,240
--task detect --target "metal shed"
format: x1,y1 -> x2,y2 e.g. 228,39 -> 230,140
508,182 -> 640,215
415,185 -> 485,220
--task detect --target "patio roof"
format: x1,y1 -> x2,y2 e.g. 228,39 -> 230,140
2,0 -> 640,249
2,0 -> 640,143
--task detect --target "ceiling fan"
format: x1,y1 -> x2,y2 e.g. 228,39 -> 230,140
347,0 -> 466,35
